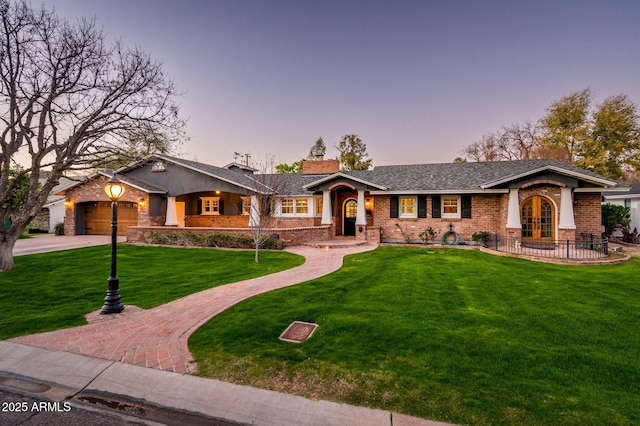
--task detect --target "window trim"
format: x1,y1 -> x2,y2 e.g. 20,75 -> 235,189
200,197 -> 220,215
441,195 -> 461,219
278,197 -> 313,217
399,196 -> 417,218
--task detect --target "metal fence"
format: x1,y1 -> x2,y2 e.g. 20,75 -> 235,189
485,233 -> 609,260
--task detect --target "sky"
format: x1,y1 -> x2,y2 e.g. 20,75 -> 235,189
40,0 -> 640,167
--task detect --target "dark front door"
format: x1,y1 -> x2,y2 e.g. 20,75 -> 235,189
344,199 -> 357,236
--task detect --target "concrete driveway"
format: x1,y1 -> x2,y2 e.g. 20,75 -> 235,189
13,234 -> 126,256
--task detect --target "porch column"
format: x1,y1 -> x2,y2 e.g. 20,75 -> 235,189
356,189 -> 366,225
506,188 -> 521,229
165,196 -> 178,226
321,190 -> 332,225
249,195 -> 260,227
559,187 -> 576,229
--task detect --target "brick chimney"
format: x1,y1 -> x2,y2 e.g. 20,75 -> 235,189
301,158 -> 340,174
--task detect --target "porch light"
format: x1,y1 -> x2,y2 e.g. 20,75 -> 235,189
138,198 -> 146,208
104,174 -> 125,202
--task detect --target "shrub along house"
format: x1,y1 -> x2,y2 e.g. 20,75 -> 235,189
58,154 -> 628,247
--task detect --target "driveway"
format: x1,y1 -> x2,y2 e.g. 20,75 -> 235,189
13,234 -> 126,256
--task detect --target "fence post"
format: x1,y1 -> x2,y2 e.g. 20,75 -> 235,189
495,234 -> 499,251
590,233 -> 594,250
566,239 -> 570,259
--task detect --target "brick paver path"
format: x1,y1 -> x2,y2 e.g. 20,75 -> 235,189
9,244 -> 375,374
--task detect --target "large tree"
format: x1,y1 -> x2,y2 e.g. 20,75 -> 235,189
539,89 -> 640,180
335,134 -> 372,171
0,1 -> 184,270
539,89 -> 592,164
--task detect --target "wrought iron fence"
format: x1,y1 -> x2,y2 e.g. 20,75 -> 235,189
485,233 -> 608,260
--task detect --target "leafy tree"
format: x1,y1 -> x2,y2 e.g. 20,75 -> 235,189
275,160 -> 303,174
539,89 -> 592,164
335,134 -> 373,171
539,89 -> 640,180
308,137 -> 327,159
2,168 -> 30,214
453,157 -> 467,163
0,1 -> 184,270
580,94 -> 640,179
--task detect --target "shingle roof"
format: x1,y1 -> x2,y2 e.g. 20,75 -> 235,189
117,156 -> 625,196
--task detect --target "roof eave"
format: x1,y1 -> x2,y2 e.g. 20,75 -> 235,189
303,172 -> 387,190
480,165 -> 619,189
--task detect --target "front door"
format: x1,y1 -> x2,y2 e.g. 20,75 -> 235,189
343,199 -> 357,236
521,196 -> 554,241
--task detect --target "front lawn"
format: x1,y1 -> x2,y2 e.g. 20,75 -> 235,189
0,244 -> 303,340
189,247 -> 640,426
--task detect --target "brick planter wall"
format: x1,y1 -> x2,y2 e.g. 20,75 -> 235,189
127,225 -> 333,246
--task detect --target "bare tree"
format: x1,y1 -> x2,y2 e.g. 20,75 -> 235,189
0,1 -> 184,270
245,157 -> 295,263
463,133 -> 501,162
463,122 -> 541,162
501,121 -> 541,160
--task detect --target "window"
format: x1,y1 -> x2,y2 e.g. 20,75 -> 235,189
399,196 -> 417,218
240,197 -> 251,215
442,196 -> 460,218
295,198 -> 308,214
281,199 -> 294,214
279,198 -> 311,216
200,197 -> 220,215
315,197 -> 323,216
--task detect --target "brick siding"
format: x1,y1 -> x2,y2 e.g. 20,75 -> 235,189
63,175 -> 150,235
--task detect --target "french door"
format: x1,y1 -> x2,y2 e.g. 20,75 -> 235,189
521,196 -> 554,240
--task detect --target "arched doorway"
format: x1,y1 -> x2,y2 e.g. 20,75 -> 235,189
521,195 -> 555,241
343,199 -> 357,236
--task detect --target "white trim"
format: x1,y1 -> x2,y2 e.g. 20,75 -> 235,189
399,196 -> 418,218
165,196 -> 178,226
356,190 -> 366,225
441,195 -> 461,219
321,191 -> 332,224
275,196 -> 313,217
506,188 -> 521,228
558,187 -> 576,230
303,172 -> 387,190
200,197 -> 221,215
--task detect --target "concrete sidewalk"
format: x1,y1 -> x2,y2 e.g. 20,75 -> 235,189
13,234 -> 126,256
0,342 -> 451,426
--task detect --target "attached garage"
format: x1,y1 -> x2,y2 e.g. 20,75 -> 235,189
76,202 -> 138,236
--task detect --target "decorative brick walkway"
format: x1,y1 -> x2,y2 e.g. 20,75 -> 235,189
9,244 -> 375,374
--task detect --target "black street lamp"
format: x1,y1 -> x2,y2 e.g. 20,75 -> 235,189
101,174 -> 125,314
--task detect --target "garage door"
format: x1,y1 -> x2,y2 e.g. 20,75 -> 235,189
84,202 -> 138,236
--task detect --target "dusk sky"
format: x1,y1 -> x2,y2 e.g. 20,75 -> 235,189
42,0 -> 640,167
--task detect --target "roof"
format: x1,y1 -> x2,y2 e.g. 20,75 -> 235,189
603,181 -> 640,199
301,159 -> 624,194
61,156 -> 627,197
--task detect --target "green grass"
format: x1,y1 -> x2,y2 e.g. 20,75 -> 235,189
0,244 -> 304,340
189,246 -> 640,426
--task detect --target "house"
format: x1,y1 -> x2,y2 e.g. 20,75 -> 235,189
57,155 -> 629,245
603,182 -> 640,232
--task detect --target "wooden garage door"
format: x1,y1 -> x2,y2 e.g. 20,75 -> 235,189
84,202 -> 138,236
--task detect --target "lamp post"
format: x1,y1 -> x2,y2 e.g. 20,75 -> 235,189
101,174 -> 125,314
